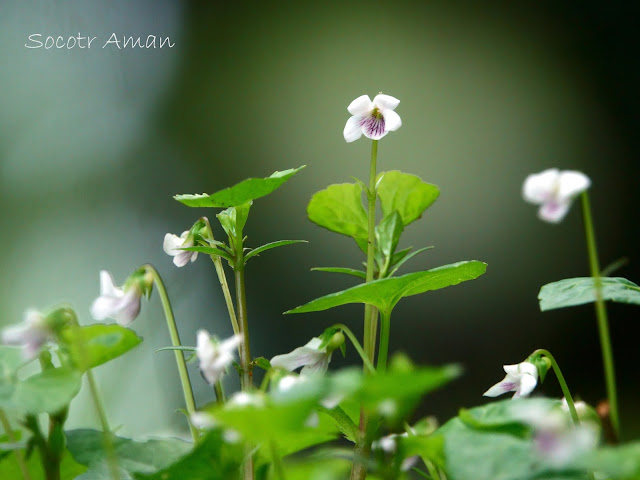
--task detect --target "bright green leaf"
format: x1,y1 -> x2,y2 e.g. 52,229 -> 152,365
580,442 -> 640,479
11,368 -> 82,414
180,246 -> 234,262
317,405 -> 359,443
287,261 -> 487,316
66,429 -> 191,480
0,448 -> 86,480
377,171 -> 440,226
375,211 -> 404,261
307,183 -> 368,248
388,246 -> 434,277
311,267 -> 367,280
244,240 -> 308,263
0,346 -> 26,379
174,166 -> 305,208
539,277 -> 640,311
216,201 -> 252,240
58,324 -> 142,371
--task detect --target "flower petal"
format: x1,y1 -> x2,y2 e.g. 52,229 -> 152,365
557,171 -> 590,201
361,115 -> 387,140
503,364 -> 520,376
173,251 -> 193,268
538,201 -> 570,223
519,362 -> 539,379
90,295 -> 122,320
99,270 -> 122,297
163,233 -> 183,256
383,109 -> 402,132
373,94 -> 400,111
522,169 -> 559,204
483,378 -> 516,397
517,373 -> 538,397
344,115 -> 364,143
113,288 -> 141,326
347,95 -> 373,115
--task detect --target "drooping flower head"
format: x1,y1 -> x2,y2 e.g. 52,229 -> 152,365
270,337 -> 334,376
90,269 -> 152,326
522,169 -> 591,223
2,309 -> 53,360
196,330 -> 241,385
483,361 -> 539,399
343,94 -> 402,143
163,218 -> 209,268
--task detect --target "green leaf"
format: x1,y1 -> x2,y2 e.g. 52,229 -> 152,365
388,246 -> 434,277
287,261 -> 487,316
134,430 -> 243,480
0,448 -> 87,480
10,368 -> 82,414
179,246 -> 234,262
0,346 -> 26,379
580,442 -> 640,479
375,211 -> 404,260
216,202 -> 252,240
244,240 -> 308,262
437,399 -> 582,480
66,429 -> 191,480
307,183 -> 368,248
174,166 -> 305,207
58,324 -> 142,371
254,357 -> 272,371
539,277 -> 640,311
317,405 -> 359,443
377,171 -> 440,226
311,267 -> 367,280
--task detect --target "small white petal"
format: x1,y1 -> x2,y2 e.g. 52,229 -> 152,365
344,115 -> 364,143
190,412 -> 217,429
99,270 -> 122,297
517,374 -> 538,397
373,94 -> 400,111
347,95 -> 373,116
113,288 -> 142,326
90,295 -> 123,321
173,251 -> 193,268
163,233 -> 183,256
538,201 -> 570,223
522,169 -> 560,204
503,364 -> 520,376
483,379 -> 515,397
557,171 -> 590,201
519,362 -> 539,379
383,109 -> 402,132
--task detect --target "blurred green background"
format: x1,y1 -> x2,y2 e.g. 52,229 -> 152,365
1,1 -> 638,438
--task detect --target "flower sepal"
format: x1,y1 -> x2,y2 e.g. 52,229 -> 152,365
526,353 -> 552,383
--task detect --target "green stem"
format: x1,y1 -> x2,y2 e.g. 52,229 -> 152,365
363,140 -> 379,362
376,311 -> 391,373
202,220 -> 240,338
86,370 -> 121,480
351,139 -> 378,480
532,349 -> 580,426
214,380 -> 225,406
0,408 -> 32,480
580,192 -> 619,438
330,324 -> 376,374
269,441 -> 287,480
143,264 -> 199,443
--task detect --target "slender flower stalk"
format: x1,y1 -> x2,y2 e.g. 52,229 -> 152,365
580,192 -> 619,438
142,264 -> 198,443
0,408 -> 32,480
351,139 -> 379,480
330,324 -> 375,374
532,349 -> 580,426
376,311 -> 391,373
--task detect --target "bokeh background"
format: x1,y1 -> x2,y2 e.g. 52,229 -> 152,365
1,1 -> 638,439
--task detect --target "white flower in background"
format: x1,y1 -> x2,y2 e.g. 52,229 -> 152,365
561,397 -> 589,417
2,309 -> 52,360
372,432 -> 419,472
483,361 -> 539,399
196,331 -> 241,385
513,402 -> 598,467
90,270 -> 143,326
190,411 -> 217,429
163,230 -> 198,267
270,337 -> 333,376
522,169 -> 591,223
343,94 -> 402,143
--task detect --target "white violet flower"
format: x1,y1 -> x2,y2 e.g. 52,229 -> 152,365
270,337 -> 333,376
2,309 -> 52,360
163,230 -> 198,267
90,270 -> 143,326
343,94 -> 402,143
196,331 -> 241,385
483,361 -> 539,399
522,168 -> 591,223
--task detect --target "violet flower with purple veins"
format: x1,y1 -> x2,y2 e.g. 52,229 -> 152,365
343,94 -> 402,143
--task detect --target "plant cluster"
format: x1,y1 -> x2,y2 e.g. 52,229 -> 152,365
1,94 -> 639,480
